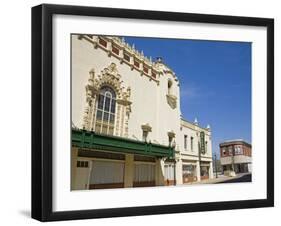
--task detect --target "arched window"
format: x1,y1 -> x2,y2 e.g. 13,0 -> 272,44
168,79 -> 173,95
95,86 -> 116,135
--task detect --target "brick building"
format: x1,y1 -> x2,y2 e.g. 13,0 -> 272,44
220,140 -> 252,174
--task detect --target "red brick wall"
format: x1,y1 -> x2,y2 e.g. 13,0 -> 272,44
243,145 -> 252,156
220,142 -> 251,158
220,145 -> 234,157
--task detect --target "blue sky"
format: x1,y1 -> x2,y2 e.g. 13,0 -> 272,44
125,36 -> 252,158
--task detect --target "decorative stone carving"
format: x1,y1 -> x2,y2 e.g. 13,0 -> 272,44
82,68 -> 96,130
141,123 -> 152,132
115,105 -> 122,136
141,123 -> 152,142
94,63 -> 122,95
167,131 -> 176,139
80,35 -> 160,83
167,130 -> 176,149
82,63 -> 132,137
166,94 -> 177,109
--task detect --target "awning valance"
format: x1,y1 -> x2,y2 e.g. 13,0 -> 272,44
72,129 -> 174,158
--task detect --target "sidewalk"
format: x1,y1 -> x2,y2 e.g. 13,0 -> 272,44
185,173 -> 251,185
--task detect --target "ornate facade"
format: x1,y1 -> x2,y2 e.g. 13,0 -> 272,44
82,62 -> 132,138
71,34 -> 213,190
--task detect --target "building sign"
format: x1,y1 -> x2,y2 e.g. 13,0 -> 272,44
200,131 -> 206,154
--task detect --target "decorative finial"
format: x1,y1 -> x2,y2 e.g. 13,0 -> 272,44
194,118 -> 198,125
207,124 -> 211,130
156,57 -> 163,63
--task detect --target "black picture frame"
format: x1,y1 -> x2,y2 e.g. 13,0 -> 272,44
32,3 -> 274,222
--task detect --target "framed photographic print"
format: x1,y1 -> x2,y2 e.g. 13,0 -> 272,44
31,4 -> 274,221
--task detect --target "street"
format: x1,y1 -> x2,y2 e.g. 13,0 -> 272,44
217,173 -> 252,183
183,173 -> 252,185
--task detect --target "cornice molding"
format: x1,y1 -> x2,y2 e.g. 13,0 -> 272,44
78,34 -> 179,84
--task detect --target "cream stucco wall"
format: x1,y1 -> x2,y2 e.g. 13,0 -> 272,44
71,34 -> 214,186
72,35 -> 181,146
178,120 -> 213,181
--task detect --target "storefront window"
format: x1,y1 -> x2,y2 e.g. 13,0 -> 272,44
200,166 -> 209,178
182,164 -> 196,183
134,163 -> 156,187
164,163 -> 175,181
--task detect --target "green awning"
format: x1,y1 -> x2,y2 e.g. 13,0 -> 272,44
72,129 -> 174,158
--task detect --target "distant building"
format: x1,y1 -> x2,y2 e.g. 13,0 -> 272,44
219,140 -> 252,174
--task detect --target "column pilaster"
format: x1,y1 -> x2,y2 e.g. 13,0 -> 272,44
196,160 -> 201,182
209,161 -> 214,179
124,154 -> 134,187
71,147 -> 79,190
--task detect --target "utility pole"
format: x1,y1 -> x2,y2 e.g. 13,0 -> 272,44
214,153 -> 218,178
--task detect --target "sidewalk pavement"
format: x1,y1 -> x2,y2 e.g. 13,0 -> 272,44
185,173 -> 251,185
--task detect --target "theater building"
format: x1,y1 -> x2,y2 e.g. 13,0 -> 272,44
220,140 -> 252,174
71,34 -> 213,190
